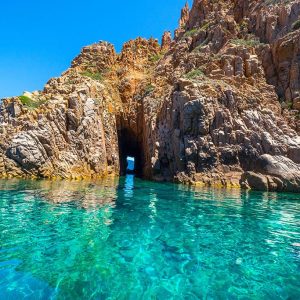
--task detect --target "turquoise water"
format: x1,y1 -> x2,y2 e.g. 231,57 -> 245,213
0,176 -> 300,299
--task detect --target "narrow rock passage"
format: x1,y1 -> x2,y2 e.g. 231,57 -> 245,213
118,127 -> 144,177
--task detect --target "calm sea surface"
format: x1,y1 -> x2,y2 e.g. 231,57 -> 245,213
0,176 -> 299,299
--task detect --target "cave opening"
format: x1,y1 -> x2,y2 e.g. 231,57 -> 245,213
126,156 -> 135,174
118,127 -> 144,177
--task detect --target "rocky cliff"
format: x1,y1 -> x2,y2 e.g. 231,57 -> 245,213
1,0 -> 300,192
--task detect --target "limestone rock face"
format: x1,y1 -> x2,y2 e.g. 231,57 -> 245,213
1,0 -> 300,192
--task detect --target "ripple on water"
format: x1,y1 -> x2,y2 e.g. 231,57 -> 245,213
0,177 -> 299,299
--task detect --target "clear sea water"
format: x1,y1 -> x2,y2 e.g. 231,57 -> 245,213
0,176 -> 299,299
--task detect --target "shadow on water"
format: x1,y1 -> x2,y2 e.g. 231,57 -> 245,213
0,177 -> 299,299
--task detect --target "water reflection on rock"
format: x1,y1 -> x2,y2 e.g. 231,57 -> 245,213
0,177 -> 119,209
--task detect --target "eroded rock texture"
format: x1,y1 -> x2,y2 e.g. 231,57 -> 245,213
1,0 -> 300,192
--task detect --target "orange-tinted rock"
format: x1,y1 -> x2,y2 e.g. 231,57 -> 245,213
161,31 -> 172,51
179,2 -> 190,28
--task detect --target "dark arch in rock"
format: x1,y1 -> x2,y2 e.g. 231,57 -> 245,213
118,127 -> 144,176
116,105 -> 146,177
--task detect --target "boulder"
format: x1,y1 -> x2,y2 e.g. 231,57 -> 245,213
241,171 -> 269,191
241,154 -> 300,192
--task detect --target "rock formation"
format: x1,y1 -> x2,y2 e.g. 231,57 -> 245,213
1,0 -> 300,192
161,31 -> 173,52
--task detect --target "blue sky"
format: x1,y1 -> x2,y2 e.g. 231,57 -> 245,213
0,0 -> 191,99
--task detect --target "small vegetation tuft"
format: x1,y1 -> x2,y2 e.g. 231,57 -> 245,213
145,84 -> 155,94
200,22 -> 210,31
149,53 -> 163,63
19,95 -> 46,109
239,20 -> 248,32
184,28 -> 199,37
193,37 -> 210,52
280,100 -> 293,110
292,19 -> 300,31
230,38 -> 262,47
264,0 -> 290,5
80,71 -> 104,81
185,69 -> 205,80
65,79 -> 76,85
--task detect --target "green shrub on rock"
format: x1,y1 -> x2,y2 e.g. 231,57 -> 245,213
184,28 -> 199,37
144,84 -> 155,94
230,38 -> 262,47
80,71 -> 103,81
149,54 -> 163,63
292,20 -> 300,31
185,69 -> 205,79
19,95 -> 45,109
